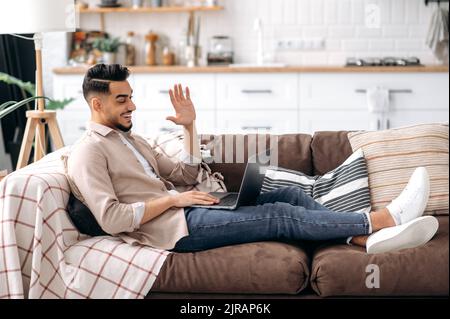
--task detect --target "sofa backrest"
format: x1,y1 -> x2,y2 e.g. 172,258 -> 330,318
310,131 -> 354,176
200,132 -> 353,192
200,134 -> 313,192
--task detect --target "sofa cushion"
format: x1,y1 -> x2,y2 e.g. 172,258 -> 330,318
348,123 -> 449,215
261,148 -> 371,213
311,131 -> 354,176
149,242 -> 310,294
310,216 -> 449,297
201,134 -> 313,192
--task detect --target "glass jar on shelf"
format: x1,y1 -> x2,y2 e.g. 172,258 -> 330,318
207,35 -> 233,65
145,31 -> 159,66
125,31 -> 136,66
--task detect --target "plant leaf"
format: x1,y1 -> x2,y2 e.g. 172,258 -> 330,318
0,72 -> 35,96
46,98 -> 75,110
0,96 -> 51,119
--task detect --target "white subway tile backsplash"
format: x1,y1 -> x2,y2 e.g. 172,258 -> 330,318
342,39 -> 370,51
327,52 -> 349,65
300,52 -> 329,65
297,0 -> 311,25
257,0 -> 271,22
410,51 -> 438,64
284,0 -> 298,25
270,0 -> 285,25
301,26 -> 328,38
369,39 -> 395,51
311,0 -> 324,25
396,39 -> 426,51
406,0 -> 420,24
325,0 -> 338,25
391,0 -> 406,24
326,39 -> 342,51
409,25 -> 428,38
379,0 -> 392,25
274,26 -> 302,38
356,27 -> 382,38
419,4 -> 435,25
338,0 -> 352,25
351,0 -> 364,25
383,26 -> 410,38
328,26 -> 355,38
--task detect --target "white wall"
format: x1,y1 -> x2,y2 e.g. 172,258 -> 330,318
43,0 -> 448,95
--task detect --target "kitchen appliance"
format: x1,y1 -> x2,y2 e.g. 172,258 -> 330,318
99,0 -> 121,7
346,57 -> 422,67
207,35 -> 234,65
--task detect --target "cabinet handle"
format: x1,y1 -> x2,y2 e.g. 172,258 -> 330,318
241,126 -> 272,131
159,90 -> 170,94
387,119 -> 390,129
376,119 -> 380,130
159,127 -> 175,132
355,89 -> 413,94
241,89 -> 273,94
78,126 -> 86,131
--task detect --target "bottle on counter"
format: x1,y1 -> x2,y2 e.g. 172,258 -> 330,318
125,31 -> 136,66
162,46 -> 175,66
145,31 -> 159,66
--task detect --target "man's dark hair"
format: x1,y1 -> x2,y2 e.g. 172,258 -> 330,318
82,64 -> 130,102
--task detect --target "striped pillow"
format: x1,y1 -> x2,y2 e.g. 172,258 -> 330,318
261,149 -> 371,214
348,123 -> 449,215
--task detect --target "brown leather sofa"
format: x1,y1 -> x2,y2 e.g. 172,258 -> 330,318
147,131 -> 449,298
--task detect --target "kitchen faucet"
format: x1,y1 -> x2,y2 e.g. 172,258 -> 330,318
254,18 -> 264,65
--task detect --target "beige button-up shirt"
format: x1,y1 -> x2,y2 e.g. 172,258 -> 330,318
65,122 -> 201,250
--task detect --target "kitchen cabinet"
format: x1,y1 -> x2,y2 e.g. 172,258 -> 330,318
298,72 -> 449,134
132,74 -> 215,111
299,110 -> 373,133
215,73 -> 298,134
387,110 -> 449,129
217,110 -> 299,134
53,69 -> 449,146
216,74 -> 298,110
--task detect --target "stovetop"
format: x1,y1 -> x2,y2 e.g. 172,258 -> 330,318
346,57 -> 422,67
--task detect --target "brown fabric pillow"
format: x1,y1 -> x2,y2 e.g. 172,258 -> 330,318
311,131 -> 354,175
347,123 -> 449,215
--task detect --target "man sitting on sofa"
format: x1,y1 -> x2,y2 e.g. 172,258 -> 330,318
66,63 -> 438,255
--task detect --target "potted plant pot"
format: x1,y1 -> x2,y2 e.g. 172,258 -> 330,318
102,52 -> 116,64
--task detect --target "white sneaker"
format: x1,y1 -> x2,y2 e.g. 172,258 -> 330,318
366,216 -> 439,254
387,167 -> 430,225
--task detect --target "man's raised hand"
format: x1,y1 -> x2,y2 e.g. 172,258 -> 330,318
166,84 -> 196,127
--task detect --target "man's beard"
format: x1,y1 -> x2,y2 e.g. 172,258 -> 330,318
115,122 -> 133,132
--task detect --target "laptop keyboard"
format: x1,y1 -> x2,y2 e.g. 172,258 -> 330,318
217,193 -> 239,206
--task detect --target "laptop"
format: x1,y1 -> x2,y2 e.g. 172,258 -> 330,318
190,154 -> 269,210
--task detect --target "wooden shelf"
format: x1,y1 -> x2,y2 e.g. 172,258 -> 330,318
53,65 -> 450,75
78,6 -> 224,14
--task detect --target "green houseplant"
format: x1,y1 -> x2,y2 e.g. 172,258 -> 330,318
0,96 -> 51,119
92,36 -> 122,64
0,73 -> 74,170
0,72 -> 74,111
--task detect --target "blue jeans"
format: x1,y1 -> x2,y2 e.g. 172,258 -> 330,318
173,186 -> 371,252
